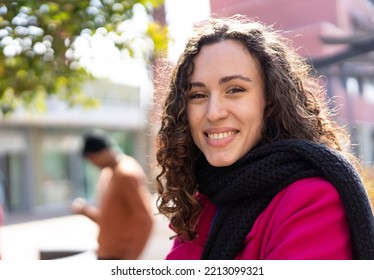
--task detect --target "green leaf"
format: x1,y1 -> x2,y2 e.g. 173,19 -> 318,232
0,0 -> 169,115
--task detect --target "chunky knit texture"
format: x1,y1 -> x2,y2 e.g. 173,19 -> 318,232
197,139 -> 374,259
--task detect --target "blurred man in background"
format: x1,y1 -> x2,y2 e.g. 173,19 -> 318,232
71,130 -> 153,259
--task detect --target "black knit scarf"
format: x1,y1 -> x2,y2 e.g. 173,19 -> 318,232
196,139 -> 374,259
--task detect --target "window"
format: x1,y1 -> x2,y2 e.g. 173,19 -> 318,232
345,77 -> 360,96
363,77 -> 374,103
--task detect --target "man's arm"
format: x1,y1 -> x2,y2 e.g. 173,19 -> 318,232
71,197 -> 100,223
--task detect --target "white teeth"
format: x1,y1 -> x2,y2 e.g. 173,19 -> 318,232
207,131 -> 237,140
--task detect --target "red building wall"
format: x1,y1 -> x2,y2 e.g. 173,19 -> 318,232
210,0 -> 372,59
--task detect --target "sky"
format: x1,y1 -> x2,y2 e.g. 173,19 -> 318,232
165,0 -> 211,62
72,4 -> 152,87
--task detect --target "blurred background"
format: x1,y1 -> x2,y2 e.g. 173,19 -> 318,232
0,0 -> 374,259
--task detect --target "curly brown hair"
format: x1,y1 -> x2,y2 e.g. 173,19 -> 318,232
156,16 -> 352,241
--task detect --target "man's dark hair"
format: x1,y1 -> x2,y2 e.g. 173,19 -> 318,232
82,130 -> 111,156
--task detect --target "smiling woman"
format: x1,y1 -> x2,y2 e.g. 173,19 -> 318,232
155,16 -> 374,260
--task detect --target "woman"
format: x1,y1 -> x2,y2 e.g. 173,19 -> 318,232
156,16 -> 374,259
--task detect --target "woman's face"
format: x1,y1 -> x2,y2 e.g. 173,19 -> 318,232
187,39 -> 266,167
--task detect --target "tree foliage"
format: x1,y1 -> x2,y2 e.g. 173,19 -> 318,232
0,0 -> 167,115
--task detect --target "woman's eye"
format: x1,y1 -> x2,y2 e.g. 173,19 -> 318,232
188,92 -> 207,99
227,86 -> 245,94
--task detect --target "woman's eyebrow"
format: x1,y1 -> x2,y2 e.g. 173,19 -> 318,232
219,75 -> 253,84
190,81 -> 206,87
189,75 -> 252,88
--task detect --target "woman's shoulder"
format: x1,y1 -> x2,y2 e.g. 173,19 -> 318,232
277,177 -> 341,205
240,177 -> 351,259
283,177 -> 336,192
262,177 -> 346,224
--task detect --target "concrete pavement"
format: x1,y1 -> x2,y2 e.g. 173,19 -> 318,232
0,195 -> 174,260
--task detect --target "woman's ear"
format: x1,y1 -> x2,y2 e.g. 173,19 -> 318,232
264,101 -> 273,118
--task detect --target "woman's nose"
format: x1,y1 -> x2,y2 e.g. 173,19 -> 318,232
205,94 -> 229,122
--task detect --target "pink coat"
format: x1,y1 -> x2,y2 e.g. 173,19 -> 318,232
166,177 -> 352,260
